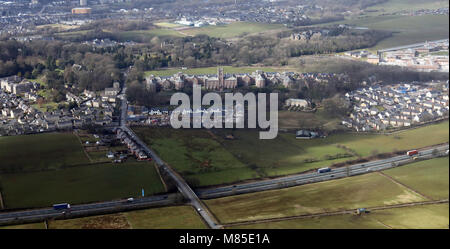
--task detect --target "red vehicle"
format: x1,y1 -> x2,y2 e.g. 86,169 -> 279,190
407,150 -> 419,156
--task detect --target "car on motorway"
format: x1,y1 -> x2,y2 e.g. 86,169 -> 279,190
126,198 -> 134,203
317,167 -> 332,173
407,150 -> 419,156
53,203 -> 71,210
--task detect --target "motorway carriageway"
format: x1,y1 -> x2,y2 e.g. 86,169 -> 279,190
196,145 -> 449,199
0,194 -> 171,225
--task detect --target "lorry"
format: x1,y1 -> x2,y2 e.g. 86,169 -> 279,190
53,203 -> 71,210
317,167 -> 332,173
406,150 -> 419,156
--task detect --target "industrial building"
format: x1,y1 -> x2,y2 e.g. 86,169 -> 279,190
72,7 -> 92,14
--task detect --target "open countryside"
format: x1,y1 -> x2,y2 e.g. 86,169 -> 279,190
205,156 -> 449,226
0,133 -> 165,209
0,0 -> 448,233
133,121 -> 449,186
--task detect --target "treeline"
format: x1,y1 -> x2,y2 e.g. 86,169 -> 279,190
0,40 -> 122,93
121,28 -> 391,70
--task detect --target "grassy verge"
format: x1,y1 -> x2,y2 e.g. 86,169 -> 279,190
0,223 -> 46,229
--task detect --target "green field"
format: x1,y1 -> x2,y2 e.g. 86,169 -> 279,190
145,66 -> 293,77
132,127 -> 252,186
205,172 -> 425,223
384,157 -> 449,200
0,133 -> 89,173
154,22 -> 183,28
278,109 -> 342,130
45,205 -> 206,229
134,121 -> 448,187
181,22 -> 286,39
230,203 -> 449,229
115,29 -> 185,41
327,121 -> 449,157
0,161 -> 165,209
365,0 -> 449,15
345,14 -> 449,50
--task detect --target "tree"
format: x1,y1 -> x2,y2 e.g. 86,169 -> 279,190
323,95 -> 351,118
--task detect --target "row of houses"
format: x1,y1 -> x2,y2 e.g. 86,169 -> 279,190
343,82 -> 449,132
115,128 -> 149,161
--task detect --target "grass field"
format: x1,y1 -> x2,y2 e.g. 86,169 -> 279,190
56,21 -> 283,42
326,121 -> 449,157
37,24 -> 80,32
0,133 -> 89,173
384,157 -> 449,200
230,203 -> 449,229
154,22 -> 183,28
181,22 -> 286,39
45,205 -> 206,229
115,29 -> 185,41
0,161 -> 165,209
132,127 -> 252,186
278,109 -> 341,130
144,66 -> 294,77
134,121 -> 449,187
365,0 -> 449,15
205,172 -> 425,223
345,14 -> 449,50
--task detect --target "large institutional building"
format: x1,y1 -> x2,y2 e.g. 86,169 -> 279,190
145,67 -> 295,92
145,67 -> 349,94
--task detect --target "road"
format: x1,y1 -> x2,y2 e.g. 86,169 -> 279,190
196,145 -> 449,199
0,194 -> 173,225
118,90 -> 222,229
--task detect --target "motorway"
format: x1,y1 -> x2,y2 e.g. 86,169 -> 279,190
0,194 -> 173,225
196,145 -> 449,199
118,89 -> 222,229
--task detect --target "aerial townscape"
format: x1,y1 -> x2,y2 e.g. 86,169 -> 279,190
0,0 -> 448,239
